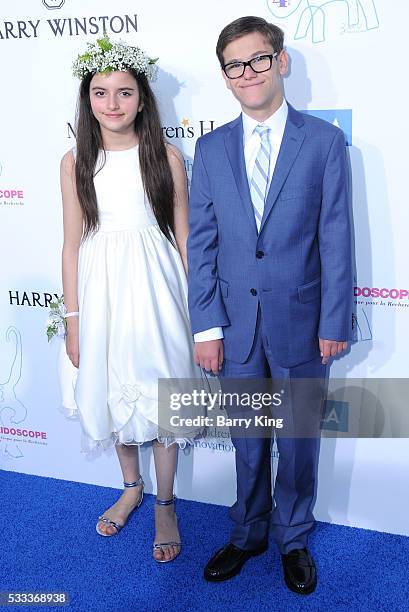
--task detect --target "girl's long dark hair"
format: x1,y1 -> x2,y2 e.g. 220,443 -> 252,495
75,69 -> 175,244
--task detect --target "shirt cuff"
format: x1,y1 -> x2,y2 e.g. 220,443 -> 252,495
194,327 -> 224,342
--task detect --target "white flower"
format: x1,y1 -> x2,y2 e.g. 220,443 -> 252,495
72,35 -> 158,81
46,295 -> 66,342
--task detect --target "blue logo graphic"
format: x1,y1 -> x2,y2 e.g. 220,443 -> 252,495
266,0 -> 379,43
302,109 -> 352,145
321,399 -> 349,432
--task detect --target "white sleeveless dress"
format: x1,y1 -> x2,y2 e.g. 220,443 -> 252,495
58,145 -> 202,452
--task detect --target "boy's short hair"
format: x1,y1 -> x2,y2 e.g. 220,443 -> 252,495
216,16 -> 284,66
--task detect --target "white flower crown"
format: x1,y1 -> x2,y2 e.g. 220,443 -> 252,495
72,33 -> 158,81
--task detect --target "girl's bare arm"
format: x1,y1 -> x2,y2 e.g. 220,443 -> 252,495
167,144 -> 189,274
60,151 -> 83,367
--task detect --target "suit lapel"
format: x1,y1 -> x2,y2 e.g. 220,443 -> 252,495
224,116 -> 258,236
259,104 -> 305,234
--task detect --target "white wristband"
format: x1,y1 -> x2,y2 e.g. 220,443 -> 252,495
65,311 -> 79,318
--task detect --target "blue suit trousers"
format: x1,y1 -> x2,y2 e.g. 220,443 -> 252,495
219,308 -> 327,554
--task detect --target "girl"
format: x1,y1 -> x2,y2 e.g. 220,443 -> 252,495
59,35 -> 201,563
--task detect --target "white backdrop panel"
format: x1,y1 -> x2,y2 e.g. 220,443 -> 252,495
1,0 -> 408,537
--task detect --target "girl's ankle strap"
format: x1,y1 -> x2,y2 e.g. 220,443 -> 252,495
124,476 -> 144,488
155,494 -> 176,506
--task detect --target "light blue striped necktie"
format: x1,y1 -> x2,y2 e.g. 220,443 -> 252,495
250,124 -> 271,231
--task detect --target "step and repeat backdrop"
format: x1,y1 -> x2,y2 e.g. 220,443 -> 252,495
1,0 -> 408,536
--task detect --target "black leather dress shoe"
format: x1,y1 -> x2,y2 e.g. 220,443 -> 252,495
281,547 -> 317,595
204,542 -> 268,582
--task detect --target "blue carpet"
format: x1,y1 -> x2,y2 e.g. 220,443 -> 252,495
1,469 -> 408,612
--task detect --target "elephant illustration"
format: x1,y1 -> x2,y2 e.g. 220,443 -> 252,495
266,0 -> 379,43
0,327 -> 27,459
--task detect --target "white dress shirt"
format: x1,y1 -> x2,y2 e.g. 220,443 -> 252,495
194,99 -> 289,343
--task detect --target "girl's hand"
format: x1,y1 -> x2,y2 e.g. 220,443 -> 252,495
65,317 -> 80,368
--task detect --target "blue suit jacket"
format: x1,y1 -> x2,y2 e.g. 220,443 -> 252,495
187,103 -> 353,368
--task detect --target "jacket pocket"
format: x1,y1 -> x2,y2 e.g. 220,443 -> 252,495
279,183 -> 319,201
297,277 -> 321,303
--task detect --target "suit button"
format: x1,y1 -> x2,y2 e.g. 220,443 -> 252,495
250,288 -> 257,296
256,251 -> 264,259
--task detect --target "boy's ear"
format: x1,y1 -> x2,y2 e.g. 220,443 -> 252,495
278,49 -> 289,77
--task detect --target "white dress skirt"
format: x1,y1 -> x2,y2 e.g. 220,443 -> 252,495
58,145 -> 203,452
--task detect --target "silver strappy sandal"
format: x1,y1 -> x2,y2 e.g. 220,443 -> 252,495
96,475 -> 144,537
153,495 -> 182,563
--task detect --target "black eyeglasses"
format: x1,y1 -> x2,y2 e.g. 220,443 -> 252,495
223,52 -> 279,79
